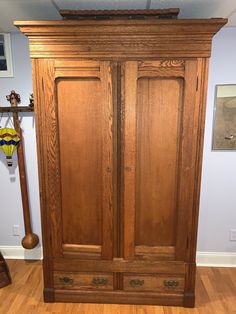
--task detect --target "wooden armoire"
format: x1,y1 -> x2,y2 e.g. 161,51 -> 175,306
15,9 -> 227,307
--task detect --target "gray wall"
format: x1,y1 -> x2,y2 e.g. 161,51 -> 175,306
197,27 -> 236,253
0,29 -> 236,253
0,33 -> 42,246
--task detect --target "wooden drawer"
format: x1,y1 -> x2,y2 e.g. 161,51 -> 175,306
54,272 -> 113,290
123,274 -> 184,293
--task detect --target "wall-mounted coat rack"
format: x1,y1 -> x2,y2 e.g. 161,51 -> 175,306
0,106 -> 33,113
0,91 -> 39,250
0,92 -> 34,113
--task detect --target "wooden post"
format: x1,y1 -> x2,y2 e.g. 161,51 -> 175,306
7,91 -> 39,249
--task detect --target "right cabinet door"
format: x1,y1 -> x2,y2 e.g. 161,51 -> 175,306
123,59 -> 200,263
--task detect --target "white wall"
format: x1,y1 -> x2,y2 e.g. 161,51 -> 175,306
0,33 -> 42,249
0,28 -> 236,258
197,27 -> 236,253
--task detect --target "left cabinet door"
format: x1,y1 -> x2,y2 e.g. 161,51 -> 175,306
33,60 -> 114,261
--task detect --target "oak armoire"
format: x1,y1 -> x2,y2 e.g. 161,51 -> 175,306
15,9 -> 227,307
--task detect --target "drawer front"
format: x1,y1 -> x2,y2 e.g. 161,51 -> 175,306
123,274 -> 184,292
54,272 -> 113,290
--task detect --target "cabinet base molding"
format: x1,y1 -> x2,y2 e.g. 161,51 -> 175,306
183,292 -> 195,308
44,288 -> 55,303
46,289 -> 185,306
53,258 -> 186,274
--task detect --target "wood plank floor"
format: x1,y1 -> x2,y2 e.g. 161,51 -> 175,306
0,260 -> 235,314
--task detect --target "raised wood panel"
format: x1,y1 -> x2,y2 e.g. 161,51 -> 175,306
33,60 -> 114,260
57,78 -> 103,247
63,244 -> 101,254
123,60 -> 200,263
135,77 -> 183,247
56,61 -> 114,259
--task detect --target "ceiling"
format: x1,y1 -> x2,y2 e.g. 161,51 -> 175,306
0,0 -> 236,32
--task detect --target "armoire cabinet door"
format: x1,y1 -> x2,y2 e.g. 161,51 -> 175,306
34,60 -> 114,260
123,60 -> 200,262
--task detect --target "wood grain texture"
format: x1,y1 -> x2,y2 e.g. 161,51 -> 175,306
100,62 -> 114,260
54,272 -> 113,290
175,60 -> 199,263
21,13 -> 226,307
184,59 -> 211,307
55,61 -> 114,259
57,77 -> 103,246
62,244 -> 101,254
15,19 -> 227,59
138,60 -> 185,78
123,274 -> 184,292
135,77 -> 183,247
189,58 -> 210,263
32,59 -> 57,292
123,62 -> 138,260
38,60 -> 62,258
53,258 -> 186,274
0,261 -> 236,313
135,246 -> 175,261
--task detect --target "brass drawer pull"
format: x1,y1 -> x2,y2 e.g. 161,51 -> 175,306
163,280 -> 179,288
92,277 -> 108,286
129,279 -> 144,287
59,276 -> 74,285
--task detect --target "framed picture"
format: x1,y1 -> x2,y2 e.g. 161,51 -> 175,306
212,84 -> 236,150
0,33 -> 13,77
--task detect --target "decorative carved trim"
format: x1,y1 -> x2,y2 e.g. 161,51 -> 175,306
60,9 -> 180,20
138,60 -> 185,78
159,60 -> 185,68
139,60 -> 184,68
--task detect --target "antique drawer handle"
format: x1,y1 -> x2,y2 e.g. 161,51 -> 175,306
59,276 -> 74,284
129,279 -> 144,287
163,280 -> 179,288
92,277 -> 108,286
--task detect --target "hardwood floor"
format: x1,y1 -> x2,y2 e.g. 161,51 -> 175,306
0,260 -> 235,313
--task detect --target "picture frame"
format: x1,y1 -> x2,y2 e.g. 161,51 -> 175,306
0,33 -> 13,77
212,84 -> 236,151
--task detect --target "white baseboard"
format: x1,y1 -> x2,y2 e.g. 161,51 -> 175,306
0,247 -> 235,267
196,251 -> 236,267
0,245 -> 43,260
